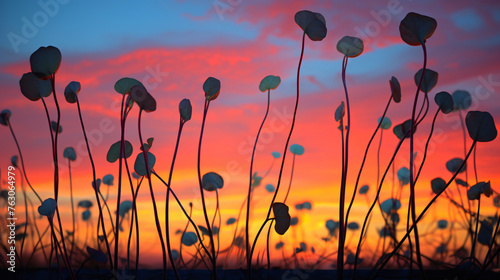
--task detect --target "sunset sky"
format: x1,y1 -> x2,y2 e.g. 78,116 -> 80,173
1,0 -> 499,268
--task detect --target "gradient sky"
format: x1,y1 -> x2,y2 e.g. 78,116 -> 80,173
1,0 -> 499,268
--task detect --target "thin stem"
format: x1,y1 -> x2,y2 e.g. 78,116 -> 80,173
76,98 -> 113,270
246,89 -> 271,270
137,109 -> 167,280
249,31 -> 306,277
68,160 -> 76,261
196,99 -> 218,277
283,154 -> 296,203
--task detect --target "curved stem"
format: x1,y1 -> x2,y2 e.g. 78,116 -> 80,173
137,109 -> 167,280
246,89 -> 271,270
249,31 -> 306,277
76,98 -> 113,270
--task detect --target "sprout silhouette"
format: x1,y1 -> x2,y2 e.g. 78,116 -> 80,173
359,185 -> 369,195
63,147 -> 77,161
265,184 -> 275,193
0,109 -> 11,125
11,155 -> 18,168
289,144 -> 304,155
294,10 -> 327,41
397,167 -> 410,186
179,98 -> 192,122
78,200 -> 93,209
380,198 -> 401,215
272,151 -> 281,159
335,101 -> 345,123
430,178 -> 446,194
452,90 -> 472,111
92,178 -> 101,192
130,85 -> 156,112
181,232 -> 198,246
466,111 -> 497,142
107,140 -> 133,163
446,158 -> 466,173
467,181 -> 492,200
82,210 -> 91,221
226,218 -> 236,225
378,117 -> 392,130
51,120 -> 62,133
203,77 -> 221,101
251,172 -> 262,187
133,151 -> 156,177
114,77 -> 144,95
202,172 -> 224,191
347,222 -> 359,230
290,217 -> 299,226
64,81 -> 81,104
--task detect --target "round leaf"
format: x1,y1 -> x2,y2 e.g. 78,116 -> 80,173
397,167 -> 410,186
380,198 -> 401,215
106,140 -> 133,163
119,200 -> 133,217
359,185 -> 369,195
203,77 -> 221,101
102,174 -> 114,186
434,91 -> 454,114
30,46 -> 61,78
64,81 -> 81,104
465,111 -> 497,142
294,10 -> 327,41
181,232 -> 198,246
390,76 -> 401,103
92,179 -> 101,192
134,152 -> 156,177
38,198 -> 57,218
259,75 -> 281,92
77,200 -> 93,208
437,219 -> 448,229
63,147 -> 77,161
19,72 -> 52,101
265,184 -> 275,193
452,90 -> 472,111
114,77 -> 144,95
414,68 -> 438,94
51,121 -> 62,133
226,218 -> 236,225
337,36 -> 364,57
347,222 -> 359,230
179,98 -> 192,122
393,119 -> 413,140
271,151 -> 281,159
289,144 -> 304,155
399,12 -> 437,46
202,172 -> 224,191
272,202 -> 291,235
431,177 -> 446,194
378,117 -> 392,130
0,109 -> 11,126
82,210 -> 91,221
446,158 -> 466,173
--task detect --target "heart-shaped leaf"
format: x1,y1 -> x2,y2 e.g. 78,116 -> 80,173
203,77 -> 221,101
378,117 -> 392,130
19,72 -> 52,101
114,77 -> 144,95
82,210 -> 91,221
51,121 -> 62,133
431,177 -> 446,194
466,111 -> 497,142
294,10 -> 327,41
63,147 -> 77,161
0,109 -> 12,126
38,198 -> 57,218
390,76 -> 401,103
452,90 -> 472,111
359,185 -> 369,194
335,101 -> 345,122
399,12 -> 437,46
106,140 -> 133,163
337,36 -> 364,57
434,91 -> 454,114
273,202 -> 291,235
86,246 -> 108,263
380,198 -> 401,215
202,172 -> 224,191
467,181 -> 492,200
181,232 -> 198,246
119,200 -> 133,217
397,167 -> 410,186
289,144 -> 304,155
179,98 -> 192,122
259,75 -> 281,92
134,152 -> 156,176
64,81 -> 81,104
130,85 -> 156,112
102,174 -> 114,186
30,46 -> 61,79
414,68 -> 438,94
77,200 -> 93,208
446,158 -> 466,173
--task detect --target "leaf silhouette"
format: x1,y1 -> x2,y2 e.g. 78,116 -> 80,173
399,12 -> 437,46
294,10 -> 327,41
